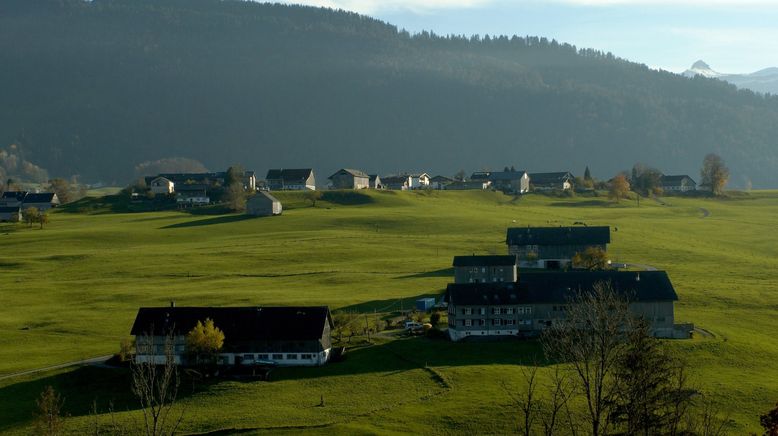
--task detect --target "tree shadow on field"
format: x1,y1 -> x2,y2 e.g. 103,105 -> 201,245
161,214 -> 257,229
272,336 -> 550,383
337,293 -> 445,313
396,267 -> 454,280
549,200 -> 613,208
0,365 -> 205,432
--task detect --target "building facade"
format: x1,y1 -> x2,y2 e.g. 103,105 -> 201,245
452,255 -> 519,283
488,170 -> 530,194
265,169 -> 316,191
529,172 -> 574,191
446,271 -> 682,341
328,169 -> 370,189
506,226 -> 610,269
661,175 -> 697,192
150,177 -> 175,195
131,306 -> 333,367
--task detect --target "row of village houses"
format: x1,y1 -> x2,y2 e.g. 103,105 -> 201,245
0,191 -> 60,222
131,225 -> 690,368
144,168 -> 698,206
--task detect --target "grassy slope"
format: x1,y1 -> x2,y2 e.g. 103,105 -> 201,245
1,190 -> 777,434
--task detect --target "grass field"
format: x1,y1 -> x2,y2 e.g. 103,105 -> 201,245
1,189 -> 777,434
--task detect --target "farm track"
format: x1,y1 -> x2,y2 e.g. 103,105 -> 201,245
0,355 -> 112,381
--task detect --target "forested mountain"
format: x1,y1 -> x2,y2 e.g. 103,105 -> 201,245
2,0 -> 778,186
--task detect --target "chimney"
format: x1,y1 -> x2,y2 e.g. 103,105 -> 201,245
170,300 -> 176,308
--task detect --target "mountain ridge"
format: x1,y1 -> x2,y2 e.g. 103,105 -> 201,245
2,0 -> 778,187
683,60 -> 778,94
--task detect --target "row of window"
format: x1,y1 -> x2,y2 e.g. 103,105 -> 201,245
242,353 -> 317,361
461,319 -> 534,327
462,306 -> 533,315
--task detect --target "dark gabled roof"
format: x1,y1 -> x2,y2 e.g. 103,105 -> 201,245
265,169 -> 313,181
520,271 -> 678,302
430,175 -> 454,182
453,255 -> 519,267
470,171 -> 491,180
446,270 -> 678,305
329,168 -> 369,179
369,174 -> 380,182
661,175 -> 696,185
506,226 -> 610,246
130,306 -> 332,342
381,175 -> 410,184
489,170 -> 528,181
529,172 -> 574,185
23,192 -> 57,203
0,206 -> 21,213
1,191 -> 28,201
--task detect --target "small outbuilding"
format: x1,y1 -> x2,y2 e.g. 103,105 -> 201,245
246,191 -> 282,216
416,298 -> 437,312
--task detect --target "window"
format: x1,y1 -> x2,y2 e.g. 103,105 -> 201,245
465,319 -> 472,327
287,354 -> 298,360
258,354 -> 269,360
524,306 -> 533,315
506,308 -> 514,315
492,319 -> 501,326
506,319 -> 515,326
479,319 -> 486,326
492,307 -> 501,315
479,308 -> 486,315
301,354 -> 313,359
464,308 -> 472,315
272,354 -> 284,360
243,354 -> 254,361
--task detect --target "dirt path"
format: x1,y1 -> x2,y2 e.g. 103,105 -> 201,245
0,355 -> 112,381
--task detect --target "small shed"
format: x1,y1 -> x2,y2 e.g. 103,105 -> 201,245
416,298 -> 436,312
246,191 -> 282,216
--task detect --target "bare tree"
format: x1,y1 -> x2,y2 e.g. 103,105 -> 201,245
504,366 -> 539,436
131,332 -> 185,436
539,366 -> 575,436
33,385 -> 65,436
542,282 -> 632,436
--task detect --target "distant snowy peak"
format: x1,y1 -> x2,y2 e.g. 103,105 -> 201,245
682,60 -> 722,78
682,60 -> 778,94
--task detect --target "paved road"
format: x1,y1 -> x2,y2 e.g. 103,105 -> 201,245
0,355 -> 112,381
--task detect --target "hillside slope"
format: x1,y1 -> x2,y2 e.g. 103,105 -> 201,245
2,0 -> 778,186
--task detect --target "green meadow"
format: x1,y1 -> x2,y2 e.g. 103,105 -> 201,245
1,190 -> 777,434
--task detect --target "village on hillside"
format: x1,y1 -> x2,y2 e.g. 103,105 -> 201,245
131,222 -> 693,369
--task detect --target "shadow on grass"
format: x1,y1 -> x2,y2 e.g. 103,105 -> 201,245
549,200 -> 614,208
337,293 -> 445,313
321,191 -> 375,205
161,214 -> 257,229
396,267 -> 454,280
0,365 -> 207,432
273,336 -> 550,383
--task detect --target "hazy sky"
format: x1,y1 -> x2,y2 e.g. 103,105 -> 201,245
283,0 -> 778,73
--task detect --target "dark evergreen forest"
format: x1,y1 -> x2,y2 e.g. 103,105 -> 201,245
2,0 -> 777,186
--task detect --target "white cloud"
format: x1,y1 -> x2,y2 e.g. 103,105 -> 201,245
276,0 -> 495,14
